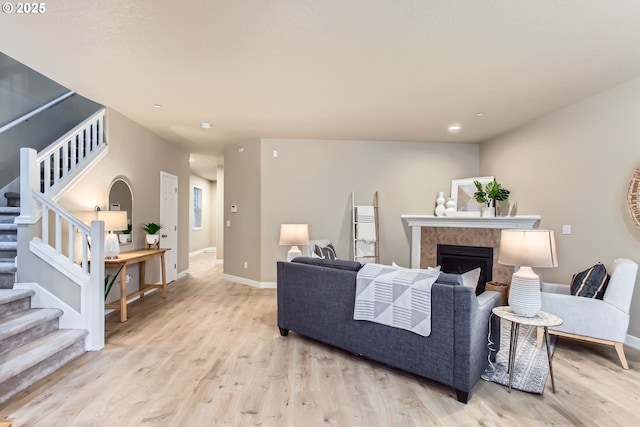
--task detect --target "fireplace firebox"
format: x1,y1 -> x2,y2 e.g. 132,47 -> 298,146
436,244 -> 493,294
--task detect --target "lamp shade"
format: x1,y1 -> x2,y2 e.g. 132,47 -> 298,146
98,211 -> 128,232
279,224 -> 310,246
498,230 -> 558,268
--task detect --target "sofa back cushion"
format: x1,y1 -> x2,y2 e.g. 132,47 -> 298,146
292,257 -> 363,271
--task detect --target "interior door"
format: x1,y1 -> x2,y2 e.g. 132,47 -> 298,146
160,171 -> 178,282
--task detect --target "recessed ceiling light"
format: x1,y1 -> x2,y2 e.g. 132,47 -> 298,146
447,123 -> 462,134
153,104 -> 162,109
201,122 -> 212,129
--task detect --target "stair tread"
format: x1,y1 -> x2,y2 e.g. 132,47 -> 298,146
0,328 -> 87,383
0,264 -> 17,274
0,289 -> 34,305
0,224 -> 17,231
0,207 -> 20,215
0,242 -> 17,249
0,308 -> 62,340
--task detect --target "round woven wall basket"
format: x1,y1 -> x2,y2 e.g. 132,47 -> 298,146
628,165 -> 640,228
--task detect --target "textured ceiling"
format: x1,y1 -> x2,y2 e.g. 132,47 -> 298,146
2,0 -> 640,180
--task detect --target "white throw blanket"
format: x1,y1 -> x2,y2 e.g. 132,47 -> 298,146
354,263 -> 440,337
356,205 -> 376,242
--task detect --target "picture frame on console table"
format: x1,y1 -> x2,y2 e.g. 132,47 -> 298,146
451,176 -> 494,216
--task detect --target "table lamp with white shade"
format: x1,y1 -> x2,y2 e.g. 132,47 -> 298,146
498,229 -> 558,317
279,224 -> 310,261
98,210 -> 128,259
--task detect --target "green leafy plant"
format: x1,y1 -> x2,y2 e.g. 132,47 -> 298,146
105,264 -> 125,300
121,223 -> 132,235
474,180 -> 510,208
142,222 -> 163,234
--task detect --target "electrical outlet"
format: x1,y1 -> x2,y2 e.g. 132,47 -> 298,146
243,261 -> 248,269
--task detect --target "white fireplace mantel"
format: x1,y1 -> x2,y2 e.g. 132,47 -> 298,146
401,215 -> 541,268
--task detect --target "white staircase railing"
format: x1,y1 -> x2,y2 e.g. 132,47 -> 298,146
39,109 -> 105,196
16,109 -> 108,351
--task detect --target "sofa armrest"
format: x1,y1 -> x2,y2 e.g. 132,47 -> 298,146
476,291 -> 502,356
453,290 -> 501,393
541,281 -> 571,295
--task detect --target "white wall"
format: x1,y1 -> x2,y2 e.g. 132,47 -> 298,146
60,108 -> 191,297
220,138 -> 479,284
189,174 -> 217,253
481,75 -> 640,338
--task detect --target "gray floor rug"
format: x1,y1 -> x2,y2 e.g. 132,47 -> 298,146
481,322 -> 556,394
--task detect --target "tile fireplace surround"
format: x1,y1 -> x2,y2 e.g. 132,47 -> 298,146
401,215 -> 541,284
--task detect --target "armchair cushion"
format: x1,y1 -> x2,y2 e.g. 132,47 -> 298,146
570,263 -> 610,299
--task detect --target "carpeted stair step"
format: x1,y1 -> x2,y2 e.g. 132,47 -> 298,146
0,328 -> 87,405
0,223 -> 17,237
0,242 -> 17,251
0,207 -> 20,223
0,241 -> 17,265
0,289 -> 33,318
0,259 -> 17,289
0,259 -> 16,274
0,308 -> 62,357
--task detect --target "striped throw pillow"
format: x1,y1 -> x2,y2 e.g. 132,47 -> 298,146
570,263 -> 610,299
314,243 -> 337,260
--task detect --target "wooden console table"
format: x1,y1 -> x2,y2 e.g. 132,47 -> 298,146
105,248 -> 169,322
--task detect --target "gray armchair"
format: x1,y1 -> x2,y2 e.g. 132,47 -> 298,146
536,258 -> 638,369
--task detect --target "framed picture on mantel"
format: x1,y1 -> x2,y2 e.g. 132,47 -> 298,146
451,176 -> 494,214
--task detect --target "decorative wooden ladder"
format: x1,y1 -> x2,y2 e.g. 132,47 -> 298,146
351,191 -> 380,264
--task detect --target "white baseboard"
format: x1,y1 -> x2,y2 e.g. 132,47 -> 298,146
625,333 -> 640,350
222,273 -> 276,289
190,247 -> 217,257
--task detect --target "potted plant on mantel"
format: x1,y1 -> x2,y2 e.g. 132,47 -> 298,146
473,180 -> 510,217
142,222 -> 163,247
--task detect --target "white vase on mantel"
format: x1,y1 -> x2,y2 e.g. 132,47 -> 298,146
481,206 -> 495,218
444,198 -> 457,217
435,191 -> 446,217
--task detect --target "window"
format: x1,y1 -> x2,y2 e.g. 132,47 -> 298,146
193,186 -> 202,229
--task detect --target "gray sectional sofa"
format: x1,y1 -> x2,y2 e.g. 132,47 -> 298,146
276,257 -> 501,403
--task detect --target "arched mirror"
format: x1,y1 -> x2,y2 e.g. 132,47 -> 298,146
108,178 -> 133,244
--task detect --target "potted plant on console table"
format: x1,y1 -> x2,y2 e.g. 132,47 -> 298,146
474,180 -> 510,217
142,222 -> 163,249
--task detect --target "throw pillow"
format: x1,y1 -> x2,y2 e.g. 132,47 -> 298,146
570,263 -> 610,299
461,267 -> 482,290
314,243 -> 337,260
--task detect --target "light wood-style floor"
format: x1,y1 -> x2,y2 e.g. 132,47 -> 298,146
2,253 -> 640,426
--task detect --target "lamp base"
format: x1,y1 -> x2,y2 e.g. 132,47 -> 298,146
104,233 -> 120,259
287,246 -> 302,262
508,266 -> 541,317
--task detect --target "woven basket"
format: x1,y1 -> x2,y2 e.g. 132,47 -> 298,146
485,281 -> 510,306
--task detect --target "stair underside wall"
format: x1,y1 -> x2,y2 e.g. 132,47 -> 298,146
17,225 -> 81,311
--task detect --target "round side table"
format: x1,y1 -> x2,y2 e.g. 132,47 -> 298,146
492,306 -> 563,393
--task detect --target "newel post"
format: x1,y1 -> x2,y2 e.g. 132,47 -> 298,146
85,220 -> 105,350
18,147 -> 38,223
